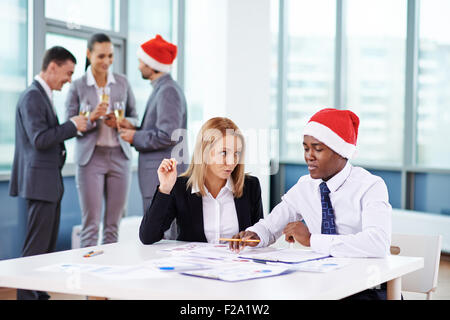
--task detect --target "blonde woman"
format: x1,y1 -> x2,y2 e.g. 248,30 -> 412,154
139,117 -> 263,244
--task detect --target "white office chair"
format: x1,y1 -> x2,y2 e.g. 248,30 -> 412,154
390,234 -> 442,300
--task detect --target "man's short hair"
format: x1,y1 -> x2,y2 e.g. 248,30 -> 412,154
41,46 -> 77,71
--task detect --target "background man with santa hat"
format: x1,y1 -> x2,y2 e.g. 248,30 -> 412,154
229,108 -> 393,300
119,35 -> 188,239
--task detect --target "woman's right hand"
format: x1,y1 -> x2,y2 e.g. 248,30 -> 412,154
90,102 -> 108,122
158,158 -> 178,195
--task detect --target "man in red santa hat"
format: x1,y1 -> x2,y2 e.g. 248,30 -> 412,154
230,108 -> 393,300
119,35 -> 188,239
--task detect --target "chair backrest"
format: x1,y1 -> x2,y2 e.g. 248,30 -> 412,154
391,234 -> 442,294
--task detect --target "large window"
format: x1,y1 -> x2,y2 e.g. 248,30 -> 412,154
45,0 -> 120,32
127,0 -> 173,119
43,0 -> 127,166
345,0 -> 407,165
283,0 -> 335,160
416,0 -> 450,168
0,0 -> 27,171
274,0 -> 450,214
127,0 -> 174,163
270,0 -> 279,130
44,0 -> 174,166
46,34 -> 88,164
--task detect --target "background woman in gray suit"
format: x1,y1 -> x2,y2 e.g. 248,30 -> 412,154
66,33 -> 138,248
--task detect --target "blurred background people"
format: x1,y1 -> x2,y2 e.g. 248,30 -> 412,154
66,33 -> 138,248
119,34 -> 188,240
10,46 -> 87,300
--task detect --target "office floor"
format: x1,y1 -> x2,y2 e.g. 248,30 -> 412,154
0,256 -> 449,300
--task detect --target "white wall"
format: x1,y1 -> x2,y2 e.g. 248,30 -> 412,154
225,0 -> 272,215
392,209 -> 449,253
185,0 -> 272,214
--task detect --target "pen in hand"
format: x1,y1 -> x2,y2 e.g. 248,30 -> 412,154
219,238 -> 261,243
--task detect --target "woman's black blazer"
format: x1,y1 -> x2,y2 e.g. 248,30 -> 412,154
139,175 -> 264,244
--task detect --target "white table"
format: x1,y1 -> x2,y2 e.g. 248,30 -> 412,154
0,240 -> 423,300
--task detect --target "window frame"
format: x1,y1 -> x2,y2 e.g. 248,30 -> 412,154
274,0 -> 450,212
0,0 -> 184,180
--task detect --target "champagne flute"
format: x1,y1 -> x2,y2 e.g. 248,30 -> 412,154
114,101 -> 126,130
79,103 -> 91,118
100,86 -> 110,104
99,87 -> 110,119
78,103 -> 91,136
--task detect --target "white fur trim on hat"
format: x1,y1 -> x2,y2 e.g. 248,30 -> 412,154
137,47 -> 172,73
303,121 -> 356,159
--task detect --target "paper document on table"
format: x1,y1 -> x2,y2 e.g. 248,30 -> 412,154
288,257 -> 350,273
239,248 -> 330,264
143,257 -> 214,271
160,242 -> 276,261
159,242 -> 216,254
37,263 -> 170,280
181,263 -> 291,282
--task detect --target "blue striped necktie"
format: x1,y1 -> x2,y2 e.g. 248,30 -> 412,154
319,182 -> 337,234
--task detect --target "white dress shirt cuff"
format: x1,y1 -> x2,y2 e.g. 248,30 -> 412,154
310,234 -> 335,256
246,225 -> 268,248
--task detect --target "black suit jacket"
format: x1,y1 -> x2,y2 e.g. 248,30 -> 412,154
9,80 -> 77,202
139,175 -> 264,244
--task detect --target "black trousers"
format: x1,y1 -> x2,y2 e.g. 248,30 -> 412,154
17,198 -> 61,300
343,282 -> 388,300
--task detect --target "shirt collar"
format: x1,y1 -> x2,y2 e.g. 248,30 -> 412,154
191,177 -> 234,195
321,161 -> 352,193
34,75 -> 53,102
86,66 -> 116,87
151,73 -> 170,88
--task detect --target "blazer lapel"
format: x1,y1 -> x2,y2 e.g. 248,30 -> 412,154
187,191 -> 207,242
33,80 -> 58,125
140,86 -> 159,128
234,197 -> 249,232
140,75 -> 170,128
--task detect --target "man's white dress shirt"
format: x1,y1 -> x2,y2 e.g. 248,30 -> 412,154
193,178 -> 239,244
247,162 -> 392,258
34,75 -> 76,134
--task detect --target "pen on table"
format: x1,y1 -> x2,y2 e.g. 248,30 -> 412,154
219,238 -> 261,243
159,266 -> 176,271
83,250 -> 104,258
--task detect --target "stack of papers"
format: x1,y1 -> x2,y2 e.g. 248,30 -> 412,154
238,248 -> 330,264
36,243 -> 351,282
182,263 -> 291,282
288,257 -> 350,273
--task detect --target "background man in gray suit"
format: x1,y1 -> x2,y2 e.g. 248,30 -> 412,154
9,46 -> 87,300
119,35 -> 188,239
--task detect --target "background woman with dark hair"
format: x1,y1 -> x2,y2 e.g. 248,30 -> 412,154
65,33 -> 139,248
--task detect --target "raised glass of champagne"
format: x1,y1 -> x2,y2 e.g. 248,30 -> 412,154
114,101 -> 125,129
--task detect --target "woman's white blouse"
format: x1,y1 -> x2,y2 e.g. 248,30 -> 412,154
192,178 -> 239,244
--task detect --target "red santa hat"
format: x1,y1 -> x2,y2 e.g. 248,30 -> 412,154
303,108 -> 360,159
137,35 -> 178,73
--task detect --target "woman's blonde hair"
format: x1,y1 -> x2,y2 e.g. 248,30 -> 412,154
181,117 -> 246,198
